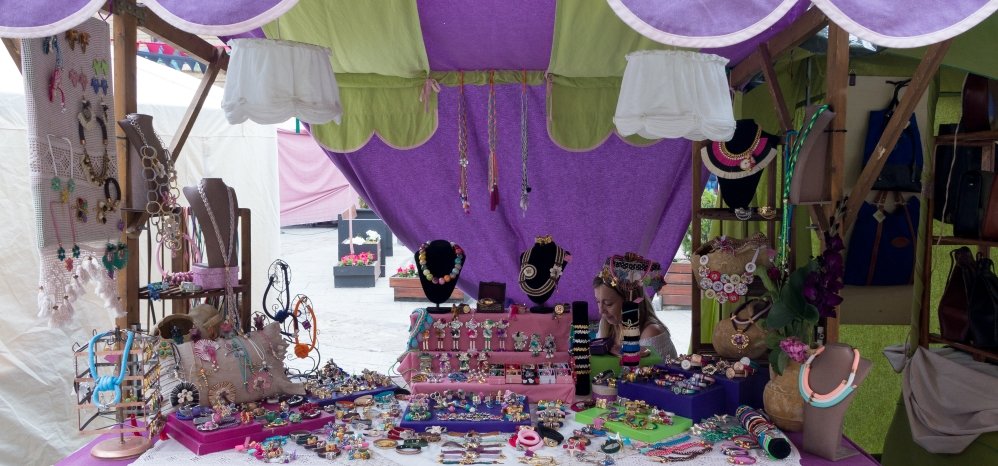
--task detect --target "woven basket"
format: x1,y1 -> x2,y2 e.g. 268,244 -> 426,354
693,233 -> 771,277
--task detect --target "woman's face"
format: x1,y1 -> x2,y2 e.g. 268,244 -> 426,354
595,285 -> 624,325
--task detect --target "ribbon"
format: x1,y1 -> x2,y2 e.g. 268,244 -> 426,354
419,78 -> 441,113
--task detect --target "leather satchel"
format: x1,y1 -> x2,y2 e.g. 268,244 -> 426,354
968,254 -> 998,348
981,172 -> 998,240
953,170 -> 985,238
939,247 -> 975,342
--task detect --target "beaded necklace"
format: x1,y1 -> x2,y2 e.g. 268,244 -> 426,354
417,241 -> 464,285
799,346 -> 861,407
487,70 -> 499,211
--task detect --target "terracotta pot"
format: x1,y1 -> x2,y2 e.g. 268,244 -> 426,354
763,361 -> 804,432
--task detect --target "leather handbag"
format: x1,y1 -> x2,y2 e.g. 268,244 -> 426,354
939,247 -> 975,342
933,140 -> 982,223
953,170 -> 985,238
968,253 -> 998,348
844,192 -> 919,286
980,172 -> 998,240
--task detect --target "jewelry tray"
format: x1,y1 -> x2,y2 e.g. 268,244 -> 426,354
167,405 -> 332,455
574,407 -> 693,443
398,397 -> 532,433
655,363 -> 770,415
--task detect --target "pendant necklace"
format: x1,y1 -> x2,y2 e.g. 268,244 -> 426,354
729,302 -> 770,350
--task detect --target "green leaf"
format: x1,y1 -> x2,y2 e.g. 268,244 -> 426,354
778,351 -> 790,375
765,301 -> 794,330
770,349 -> 784,376
801,303 -> 820,324
764,331 -> 783,350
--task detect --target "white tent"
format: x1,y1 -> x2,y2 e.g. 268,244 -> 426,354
0,54 -> 280,464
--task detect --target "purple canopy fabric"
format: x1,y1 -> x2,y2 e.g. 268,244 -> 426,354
321,84 -> 693,318
0,0 -> 103,38
416,0 -> 555,71
143,0 -> 299,35
606,0 -> 801,47
812,0 -> 998,48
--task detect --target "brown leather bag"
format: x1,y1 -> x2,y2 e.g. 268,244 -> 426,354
939,247 -> 976,342
981,175 -> 998,240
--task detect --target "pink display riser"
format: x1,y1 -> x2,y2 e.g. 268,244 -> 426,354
166,412 -> 331,455
411,313 -> 572,353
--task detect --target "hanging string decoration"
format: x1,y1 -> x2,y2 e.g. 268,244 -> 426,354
520,70 -> 530,215
457,71 -> 470,213
487,70 -> 499,211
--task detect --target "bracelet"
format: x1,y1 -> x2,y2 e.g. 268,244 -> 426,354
600,439 -> 621,454
727,456 -> 756,464
536,424 -> 564,446
396,445 -> 421,455
373,439 -> 398,449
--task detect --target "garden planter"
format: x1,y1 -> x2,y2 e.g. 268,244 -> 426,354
388,277 -> 464,301
338,208 -> 394,257
659,261 -> 693,306
349,242 -> 384,277
333,261 -> 379,288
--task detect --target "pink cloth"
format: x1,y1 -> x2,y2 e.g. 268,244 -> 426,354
277,128 -> 356,227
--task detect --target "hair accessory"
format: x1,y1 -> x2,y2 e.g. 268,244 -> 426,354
597,252 -> 665,303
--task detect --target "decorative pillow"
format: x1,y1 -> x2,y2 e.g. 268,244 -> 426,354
176,322 -> 304,406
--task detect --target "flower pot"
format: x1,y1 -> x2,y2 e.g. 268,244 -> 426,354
763,361 -> 804,432
388,276 -> 465,302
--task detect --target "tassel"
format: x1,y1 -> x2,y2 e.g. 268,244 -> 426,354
77,261 -> 92,284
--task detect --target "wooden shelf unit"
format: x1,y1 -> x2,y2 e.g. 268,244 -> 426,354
919,136 -> 998,363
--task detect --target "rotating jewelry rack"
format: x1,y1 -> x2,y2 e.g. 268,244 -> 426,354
72,329 -> 163,459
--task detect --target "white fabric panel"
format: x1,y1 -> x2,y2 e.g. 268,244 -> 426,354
0,55 -> 279,465
614,50 -> 735,142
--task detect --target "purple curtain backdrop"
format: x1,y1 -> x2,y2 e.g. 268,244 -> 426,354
321,84 -> 693,318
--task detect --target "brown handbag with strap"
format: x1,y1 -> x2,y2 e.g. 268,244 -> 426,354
980,173 -> 998,240
865,192 -> 917,285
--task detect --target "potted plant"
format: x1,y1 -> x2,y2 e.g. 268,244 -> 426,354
341,230 -> 384,277
758,230 -> 845,432
338,200 -> 395,257
388,263 -> 465,302
333,251 -> 379,288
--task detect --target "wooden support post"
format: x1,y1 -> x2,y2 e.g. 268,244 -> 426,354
758,44 -> 792,133
3,38 -> 21,73
730,8 -> 828,90
690,141 -> 704,352
103,1 -> 219,63
170,51 -> 224,162
114,1 -> 139,330
843,40 -> 952,232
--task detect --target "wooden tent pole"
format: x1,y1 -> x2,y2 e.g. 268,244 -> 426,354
3,38 -> 20,73
170,50 -> 225,162
822,23 -> 850,344
730,8 -> 828,90
113,0 -> 139,329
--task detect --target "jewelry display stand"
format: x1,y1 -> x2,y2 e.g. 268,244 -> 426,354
801,343 -> 871,460
518,237 -> 570,313
416,240 -> 464,314
73,330 -> 162,459
117,113 -> 169,212
183,178 -> 239,268
398,398 -> 532,433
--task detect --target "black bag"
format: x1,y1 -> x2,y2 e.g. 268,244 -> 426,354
953,170 -> 986,238
968,254 -> 998,348
939,247 -> 975,342
933,138 -> 982,223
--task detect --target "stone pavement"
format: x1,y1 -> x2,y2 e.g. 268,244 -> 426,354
279,226 -> 691,376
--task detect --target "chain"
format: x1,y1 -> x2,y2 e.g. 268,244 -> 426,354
129,116 -> 182,251
198,180 -> 240,330
520,71 -> 529,215
458,72 -> 470,213
487,70 -> 498,211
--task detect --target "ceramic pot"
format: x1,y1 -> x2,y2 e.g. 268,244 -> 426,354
763,361 -> 804,432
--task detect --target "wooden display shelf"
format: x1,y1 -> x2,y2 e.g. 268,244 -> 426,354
927,334 -> 998,363
696,208 -> 782,222
930,235 -> 998,248
137,282 -> 248,300
934,130 -> 998,144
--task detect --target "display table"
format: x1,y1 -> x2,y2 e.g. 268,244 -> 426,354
60,412 -> 878,466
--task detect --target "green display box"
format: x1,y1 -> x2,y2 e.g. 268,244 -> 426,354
574,407 -> 693,443
589,354 -> 663,379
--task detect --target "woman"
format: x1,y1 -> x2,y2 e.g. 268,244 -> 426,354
594,276 -> 678,360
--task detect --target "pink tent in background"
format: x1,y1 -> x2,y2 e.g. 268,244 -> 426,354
278,128 -> 356,227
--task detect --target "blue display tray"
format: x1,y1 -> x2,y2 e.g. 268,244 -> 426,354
617,380 -> 726,422
398,398 -> 531,433
656,363 -> 769,415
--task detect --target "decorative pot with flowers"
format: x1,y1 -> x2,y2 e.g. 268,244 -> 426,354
758,226 -> 845,432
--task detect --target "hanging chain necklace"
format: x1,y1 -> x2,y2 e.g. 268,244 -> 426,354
458,72 -> 470,213
487,70 -> 499,211
78,99 -> 109,185
129,115 -> 182,251
520,70 -> 529,215
519,242 -> 566,297
198,180 -> 240,330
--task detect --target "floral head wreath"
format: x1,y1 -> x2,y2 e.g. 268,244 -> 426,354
597,252 -> 665,303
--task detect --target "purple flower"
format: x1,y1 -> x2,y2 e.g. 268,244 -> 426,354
780,337 -> 809,364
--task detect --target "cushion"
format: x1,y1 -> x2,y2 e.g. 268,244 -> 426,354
176,322 -> 304,406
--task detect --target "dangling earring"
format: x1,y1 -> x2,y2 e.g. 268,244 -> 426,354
102,243 -> 117,274
114,242 -> 128,269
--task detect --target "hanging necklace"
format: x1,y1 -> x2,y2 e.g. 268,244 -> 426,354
728,302 -> 770,350
129,114 -> 182,251
87,330 -> 135,409
487,70 -> 499,211
199,180 -> 239,330
799,346 -> 861,408
78,99 -> 109,185
417,242 -> 464,285
519,240 -> 567,297
457,71 -> 470,213
520,70 -> 530,215
46,137 -> 79,268
46,135 -> 74,204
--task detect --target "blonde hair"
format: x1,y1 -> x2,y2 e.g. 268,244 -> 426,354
593,277 -> 667,348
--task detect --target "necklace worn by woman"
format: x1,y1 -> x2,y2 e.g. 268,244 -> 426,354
519,239 -> 567,297
198,181 -> 239,329
799,346 -> 861,408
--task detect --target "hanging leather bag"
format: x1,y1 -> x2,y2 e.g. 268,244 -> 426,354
939,247 -> 975,342
953,170 -> 986,238
844,192 -> 919,286
968,253 -> 998,348
980,172 -> 998,240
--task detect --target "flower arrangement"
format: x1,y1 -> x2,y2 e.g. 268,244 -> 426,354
760,228 -> 845,375
339,252 -> 376,267
341,230 -> 381,245
393,264 -> 418,278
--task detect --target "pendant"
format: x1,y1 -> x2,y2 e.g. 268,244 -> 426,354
730,331 -> 750,350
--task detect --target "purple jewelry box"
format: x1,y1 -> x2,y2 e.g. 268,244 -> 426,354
398,398 -> 531,433
616,380 -> 726,422
656,363 -> 770,415
307,386 -> 396,407
166,409 -> 333,455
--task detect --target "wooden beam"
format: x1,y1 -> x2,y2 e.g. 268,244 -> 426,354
843,40 -> 952,232
169,51 -> 223,162
3,38 -> 21,73
822,23 -> 850,345
113,2 -> 139,329
690,141 -> 704,353
106,0 -> 222,65
730,8 -> 828,90
758,44 -> 792,132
